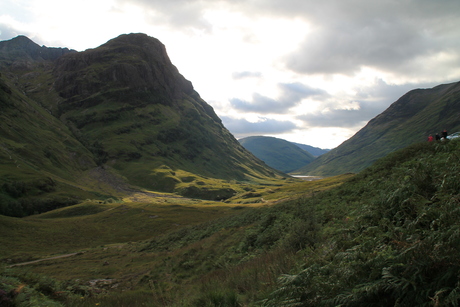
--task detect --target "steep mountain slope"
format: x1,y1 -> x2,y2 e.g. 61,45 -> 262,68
51,34 -> 284,184
0,73 -> 99,216
296,81 -> 460,176
0,34 -> 285,212
239,136 -> 315,173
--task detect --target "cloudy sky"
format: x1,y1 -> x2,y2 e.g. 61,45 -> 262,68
2,0 -> 460,148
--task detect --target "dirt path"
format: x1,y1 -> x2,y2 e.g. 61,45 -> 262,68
9,252 -> 84,268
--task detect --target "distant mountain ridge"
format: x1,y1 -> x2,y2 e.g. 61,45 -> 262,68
0,35 -> 75,63
297,81 -> 460,176
291,142 -> 330,157
239,136 -> 316,173
0,34 -> 286,214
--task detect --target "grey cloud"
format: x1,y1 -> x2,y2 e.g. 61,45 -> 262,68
0,23 -> 24,41
230,94 -> 286,114
0,24 -> 50,48
277,1 -> 460,75
297,103 -> 380,128
221,116 -> 297,136
284,19 -> 435,75
115,0 -> 214,31
116,0 -> 460,78
232,71 -> 262,80
249,0 -> 460,25
279,82 -> 329,103
230,82 -> 328,114
297,79 -> 443,129
354,79 -> 438,104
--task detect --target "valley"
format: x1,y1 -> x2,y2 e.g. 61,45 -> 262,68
1,174 -> 350,306
3,140 -> 460,306
1,33 -> 460,306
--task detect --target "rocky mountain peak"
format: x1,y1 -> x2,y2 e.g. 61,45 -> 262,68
0,35 -> 74,65
0,33 -> 284,200
0,35 -> 38,51
53,33 -> 193,100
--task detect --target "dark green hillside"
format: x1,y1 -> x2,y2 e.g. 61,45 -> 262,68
264,139 -> 460,306
239,136 -> 315,173
0,76 -> 95,176
51,33 -> 283,188
0,74 -> 101,216
297,81 -> 460,176
0,34 -> 285,212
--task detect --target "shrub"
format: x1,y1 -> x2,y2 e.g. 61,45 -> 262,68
2,181 -> 27,198
264,141 -> 460,306
191,289 -> 241,307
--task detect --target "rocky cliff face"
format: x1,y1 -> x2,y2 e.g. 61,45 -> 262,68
53,33 -> 193,100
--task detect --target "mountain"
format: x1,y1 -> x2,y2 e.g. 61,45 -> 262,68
291,142 -> 330,157
295,81 -> 460,176
239,136 -> 315,173
0,35 -> 75,63
0,34 -> 286,214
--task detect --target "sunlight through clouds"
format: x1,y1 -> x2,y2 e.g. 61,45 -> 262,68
1,0 -> 460,148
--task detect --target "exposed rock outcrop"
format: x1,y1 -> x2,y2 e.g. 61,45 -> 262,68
53,33 -> 193,100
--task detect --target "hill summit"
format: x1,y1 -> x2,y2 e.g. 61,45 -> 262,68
0,33 -> 285,214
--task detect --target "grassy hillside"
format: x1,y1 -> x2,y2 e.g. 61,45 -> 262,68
0,175 -> 349,306
0,73 -> 109,216
2,139 -> 460,306
239,136 -> 315,173
264,139 -> 460,306
0,34 -> 286,216
297,81 -> 460,176
51,34 -> 284,186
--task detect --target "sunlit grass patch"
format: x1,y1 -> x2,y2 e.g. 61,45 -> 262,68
1,169 -> 352,306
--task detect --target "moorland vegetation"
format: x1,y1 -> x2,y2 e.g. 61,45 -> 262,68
2,139 -> 460,306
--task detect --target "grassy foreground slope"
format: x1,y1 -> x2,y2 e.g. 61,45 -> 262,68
2,139 -> 460,306
265,139 -> 460,306
0,175 -> 349,306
